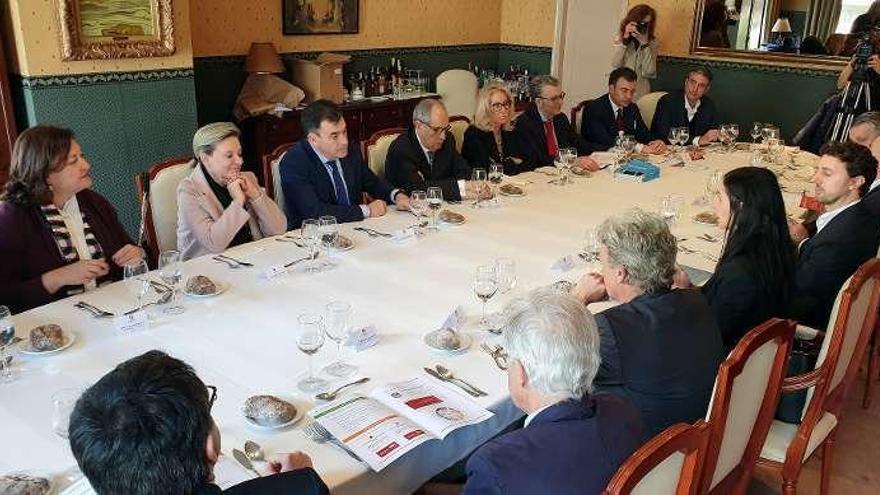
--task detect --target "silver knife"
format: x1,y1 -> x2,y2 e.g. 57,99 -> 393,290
232,448 -> 261,477
423,367 -> 482,397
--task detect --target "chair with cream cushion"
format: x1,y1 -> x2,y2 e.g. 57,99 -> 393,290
135,157 -> 193,266
757,258 -> 880,495
636,91 -> 668,130
361,127 -> 405,179
603,422 -> 709,495
698,318 -> 795,494
261,142 -> 294,216
435,69 -> 478,121
449,115 -> 470,154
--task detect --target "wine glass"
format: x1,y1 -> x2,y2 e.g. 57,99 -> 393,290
677,128 -> 690,150
0,305 -> 16,383
471,168 -> 488,207
583,228 -> 600,264
751,122 -> 763,144
158,250 -> 185,315
494,258 -> 517,294
296,313 -> 328,393
410,190 -> 428,235
52,388 -> 82,438
668,127 -> 681,153
622,134 -> 637,159
559,147 -> 576,185
659,194 -> 684,227
124,260 -> 150,314
488,162 -> 504,202
319,216 -> 338,254
699,170 -> 723,205
719,125 -> 732,153
427,187 -> 443,230
728,124 -> 740,149
323,301 -> 356,377
473,265 -> 497,329
301,219 -> 320,272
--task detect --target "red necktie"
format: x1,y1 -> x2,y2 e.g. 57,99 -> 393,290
616,108 -> 626,133
544,119 -> 559,158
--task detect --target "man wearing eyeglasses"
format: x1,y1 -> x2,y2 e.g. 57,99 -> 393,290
513,75 -> 601,171
386,98 -> 489,201
581,67 -> 666,153
68,350 -> 329,494
651,67 -> 719,146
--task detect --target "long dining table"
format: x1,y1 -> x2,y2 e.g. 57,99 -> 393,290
0,145 -> 816,494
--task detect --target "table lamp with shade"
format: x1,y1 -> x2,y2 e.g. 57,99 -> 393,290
771,17 -> 793,45
234,42 -> 305,120
245,42 -> 284,74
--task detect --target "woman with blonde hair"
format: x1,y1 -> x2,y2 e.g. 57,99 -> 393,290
462,82 -> 531,174
177,122 -> 286,260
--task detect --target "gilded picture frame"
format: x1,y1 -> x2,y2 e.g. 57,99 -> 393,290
282,0 -> 359,35
58,0 -> 175,61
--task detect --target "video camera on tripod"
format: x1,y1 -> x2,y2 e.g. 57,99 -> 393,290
827,26 -> 880,142
851,27 -> 880,81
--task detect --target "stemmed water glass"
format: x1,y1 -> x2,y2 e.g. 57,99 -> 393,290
473,265 -> 498,329
494,258 -> 517,294
698,170 -> 722,205
323,301 -> 356,377
301,219 -> 320,272
558,147 -> 577,185
719,125 -> 733,153
123,260 -> 150,315
410,190 -> 428,235
676,127 -> 690,151
488,162 -> 504,202
659,194 -> 684,227
471,168 -> 488,207
0,305 -> 16,383
728,124 -> 740,149
751,122 -> 763,144
668,127 -> 682,153
158,250 -> 185,315
427,187 -> 443,230
319,216 -> 338,255
296,312 -> 328,393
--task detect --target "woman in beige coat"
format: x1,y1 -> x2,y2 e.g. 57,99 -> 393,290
612,4 -> 659,100
177,122 -> 286,260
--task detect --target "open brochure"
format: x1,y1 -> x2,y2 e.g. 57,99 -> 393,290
309,376 -> 494,471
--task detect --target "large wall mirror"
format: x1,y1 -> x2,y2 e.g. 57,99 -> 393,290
691,0 -> 879,67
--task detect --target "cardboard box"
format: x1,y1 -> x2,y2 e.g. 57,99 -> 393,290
290,52 -> 351,104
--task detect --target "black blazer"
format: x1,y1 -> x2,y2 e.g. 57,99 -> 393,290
462,394 -> 642,495
581,94 -> 653,151
513,105 -> 594,168
461,125 -> 532,175
385,127 -> 472,201
280,139 -> 395,228
862,185 -> 880,216
593,288 -> 724,439
791,202 -> 880,329
194,468 -> 329,495
651,90 -> 719,143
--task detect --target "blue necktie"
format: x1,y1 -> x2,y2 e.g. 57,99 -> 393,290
327,160 -> 350,206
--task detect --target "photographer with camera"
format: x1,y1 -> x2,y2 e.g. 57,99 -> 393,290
612,4 -> 659,100
837,28 -> 880,92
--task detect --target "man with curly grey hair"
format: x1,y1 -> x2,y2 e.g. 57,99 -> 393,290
459,288 -> 642,495
573,208 -> 723,438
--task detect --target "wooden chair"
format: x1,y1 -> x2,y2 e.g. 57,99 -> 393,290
361,127 -> 405,179
698,318 -> 795,494
135,156 -> 193,266
261,142 -> 294,215
570,99 -> 592,134
448,115 -> 470,154
603,421 -> 710,495
636,91 -> 668,130
863,321 -> 880,408
757,258 -> 880,495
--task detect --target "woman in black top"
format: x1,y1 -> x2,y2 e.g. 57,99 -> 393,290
461,82 -> 531,174
675,167 -> 796,349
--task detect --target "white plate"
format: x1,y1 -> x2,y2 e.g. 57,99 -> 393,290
423,331 -> 472,354
183,280 -> 229,298
242,395 -> 308,431
19,332 -> 77,356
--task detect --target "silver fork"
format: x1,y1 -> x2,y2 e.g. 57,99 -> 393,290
212,256 -> 242,269
74,301 -> 115,318
480,343 -> 509,370
302,421 -> 365,464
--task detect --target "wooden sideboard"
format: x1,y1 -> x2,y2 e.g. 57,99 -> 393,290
239,95 -> 438,180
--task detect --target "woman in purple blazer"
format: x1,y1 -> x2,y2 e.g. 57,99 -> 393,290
0,126 -> 144,313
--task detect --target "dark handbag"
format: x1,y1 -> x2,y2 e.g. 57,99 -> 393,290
774,337 -> 822,424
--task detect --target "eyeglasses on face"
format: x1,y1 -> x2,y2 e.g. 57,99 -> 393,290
418,120 -> 452,134
490,100 -> 513,111
537,92 -> 566,103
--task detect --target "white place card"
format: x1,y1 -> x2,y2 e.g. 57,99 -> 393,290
551,255 -> 576,272
114,311 -> 149,334
346,324 -> 379,351
441,306 -> 466,330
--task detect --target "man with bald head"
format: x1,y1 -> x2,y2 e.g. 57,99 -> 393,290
385,98 -> 487,201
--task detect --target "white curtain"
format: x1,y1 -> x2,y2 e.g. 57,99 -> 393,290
806,0 -> 843,41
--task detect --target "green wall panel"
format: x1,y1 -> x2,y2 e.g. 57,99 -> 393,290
497,47 -> 552,75
20,75 -> 198,237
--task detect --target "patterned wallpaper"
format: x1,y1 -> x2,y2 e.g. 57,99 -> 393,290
3,0 -> 194,77
190,0 -> 505,57
500,0 -> 556,47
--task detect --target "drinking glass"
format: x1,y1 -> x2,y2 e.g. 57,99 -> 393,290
622,135 -> 637,158
719,125 -> 732,153
668,127 -> 681,152
296,313 -> 328,393
427,187 -> 443,230
0,305 -> 16,384
659,194 -> 683,227
158,250 -> 185,315
494,258 -> 517,294
301,219 -> 320,272
728,124 -> 740,148
677,128 -> 690,150
410,190 -> 428,235
319,216 -> 338,255
52,388 -> 82,438
471,168 -> 488,207
559,147 -> 577,185
488,162 -> 504,201
124,260 -> 150,314
751,122 -> 763,144
323,301 -> 356,377
473,265 -> 497,328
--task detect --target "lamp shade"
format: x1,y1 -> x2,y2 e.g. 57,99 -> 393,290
772,17 -> 792,33
245,42 -> 284,74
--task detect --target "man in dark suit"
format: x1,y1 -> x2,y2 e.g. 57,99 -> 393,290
513,74 -> 600,171
280,99 -> 410,228
385,99 -> 487,201
69,350 -> 329,495
651,67 -> 720,145
458,289 -> 641,495
789,142 -> 880,329
581,67 -> 667,153
865,135 -> 880,215
573,209 -> 724,439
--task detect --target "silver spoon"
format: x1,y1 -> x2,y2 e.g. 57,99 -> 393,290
434,365 -> 487,396
315,377 -> 370,401
243,440 -> 264,462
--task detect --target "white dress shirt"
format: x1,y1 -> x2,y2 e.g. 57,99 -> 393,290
313,148 -> 399,218
684,96 -> 703,145
414,130 -> 466,198
816,199 -> 860,235
870,178 -> 880,193
524,401 -> 558,427
59,196 -> 97,291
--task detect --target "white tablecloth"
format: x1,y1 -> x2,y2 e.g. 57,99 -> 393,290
0,147 -> 816,494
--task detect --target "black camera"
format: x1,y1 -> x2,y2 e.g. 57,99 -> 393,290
636,21 -> 649,34
852,26 -> 880,79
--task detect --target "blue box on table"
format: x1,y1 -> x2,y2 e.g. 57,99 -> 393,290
614,159 -> 661,182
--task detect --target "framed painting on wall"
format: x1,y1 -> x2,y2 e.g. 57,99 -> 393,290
282,0 -> 360,35
58,0 -> 175,60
